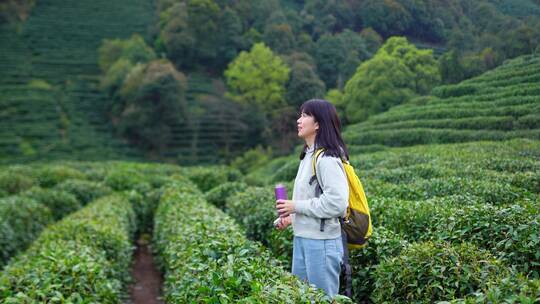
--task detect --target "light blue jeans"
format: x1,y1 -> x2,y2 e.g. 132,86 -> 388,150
292,235 -> 344,298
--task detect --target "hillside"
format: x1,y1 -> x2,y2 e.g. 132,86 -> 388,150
488,0 -> 540,17
0,0 -> 156,163
343,53 -> 540,151
159,72 -> 248,165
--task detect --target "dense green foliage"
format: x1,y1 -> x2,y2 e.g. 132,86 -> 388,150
0,194 -> 136,302
225,43 -> 290,111
372,242 -> 508,303
205,181 -> 248,209
1,0 -> 540,301
0,140 -> 535,302
0,196 -> 53,268
343,36 -> 440,122
20,187 -> 80,220
98,35 -> 192,152
153,182 -> 352,303
0,0 -> 152,163
2,0 -> 540,162
54,179 -> 112,205
344,53 -> 540,148
181,165 -> 243,192
234,138 -> 540,302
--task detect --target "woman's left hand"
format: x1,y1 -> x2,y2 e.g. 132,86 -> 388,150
276,199 -> 295,217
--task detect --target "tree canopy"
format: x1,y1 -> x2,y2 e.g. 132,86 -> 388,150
343,37 -> 440,123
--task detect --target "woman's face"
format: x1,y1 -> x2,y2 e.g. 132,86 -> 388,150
297,111 -> 319,139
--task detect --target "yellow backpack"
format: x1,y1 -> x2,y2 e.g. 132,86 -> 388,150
312,148 -> 372,250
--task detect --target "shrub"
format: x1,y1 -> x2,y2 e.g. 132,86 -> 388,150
0,194 -> 135,302
371,196 -> 539,277
271,159 -> 299,183
36,194 -> 136,274
205,181 -> 248,209
448,274 -> 540,303
54,179 -> 112,205
510,171 -> 540,193
0,171 -> 35,195
153,185 -> 351,303
225,183 -> 295,265
432,83 -> 479,98
104,168 -> 146,191
348,227 -> 409,302
21,187 -> 81,220
0,241 -> 122,303
516,114 -> 540,129
244,156 -> 294,185
0,196 -> 53,267
372,241 -> 508,303
34,165 -> 85,188
230,145 -> 273,174
368,175 -> 531,205
266,224 -> 294,266
123,186 -> 164,234
226,187 -> 277,243
183,165 -> 243,192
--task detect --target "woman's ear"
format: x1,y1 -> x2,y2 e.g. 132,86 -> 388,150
314,121 -> 319,131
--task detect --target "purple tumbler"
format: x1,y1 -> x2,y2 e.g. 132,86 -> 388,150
275,183 -> 288,217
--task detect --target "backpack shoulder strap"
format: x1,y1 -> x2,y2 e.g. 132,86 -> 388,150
311,148 -> 326,177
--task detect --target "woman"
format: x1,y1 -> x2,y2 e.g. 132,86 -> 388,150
276,98 -> 349,299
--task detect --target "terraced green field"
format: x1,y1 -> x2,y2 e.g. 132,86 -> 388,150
343,54 -> 540,151
0,143 -> 538,302
0,15 -> 245,165
0,0 -> 156,163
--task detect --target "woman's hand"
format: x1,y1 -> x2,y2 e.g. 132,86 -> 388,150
276,199 -> 295,217
276,215 -> 292,230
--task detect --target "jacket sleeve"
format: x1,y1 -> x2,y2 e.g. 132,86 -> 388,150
294,155 -> 349,218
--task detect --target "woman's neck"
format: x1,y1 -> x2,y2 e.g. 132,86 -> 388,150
305,135 -> 315,149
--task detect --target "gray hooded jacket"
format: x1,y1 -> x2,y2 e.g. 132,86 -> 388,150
291,145 -> 349,239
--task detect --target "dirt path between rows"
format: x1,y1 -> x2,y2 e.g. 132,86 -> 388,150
129,237 -> 164,304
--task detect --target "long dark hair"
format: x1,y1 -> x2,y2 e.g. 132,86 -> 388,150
299,99 -> 349,161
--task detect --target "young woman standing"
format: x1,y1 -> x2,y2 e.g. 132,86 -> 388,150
276,99 -> 349,299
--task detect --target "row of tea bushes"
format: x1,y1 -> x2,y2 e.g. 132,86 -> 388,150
205,181 -> 248,209
235,138 -> 540,302
347,227 -> 409,302
364,167 -> 539,199
0,196 -> 53,268
20,187 -> 81,220
365,175 -> 533,205
371,196 -> 540,277
211,184 -> 407,301
0,184 -> 112,267
181,165 -> 243,192
449,275 -> 540,303
54,178 -> 113,205
0,194 -> 136,302
0,161 -> 185,267
205,182 -> 296,266
153,184 -> 351,303
219,183 -> 540,302
344,128 -> 540,147
0,164 -> 86,196
369,196 -> 540,276
371,241 -> 511,303
223,186 -> 294,266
